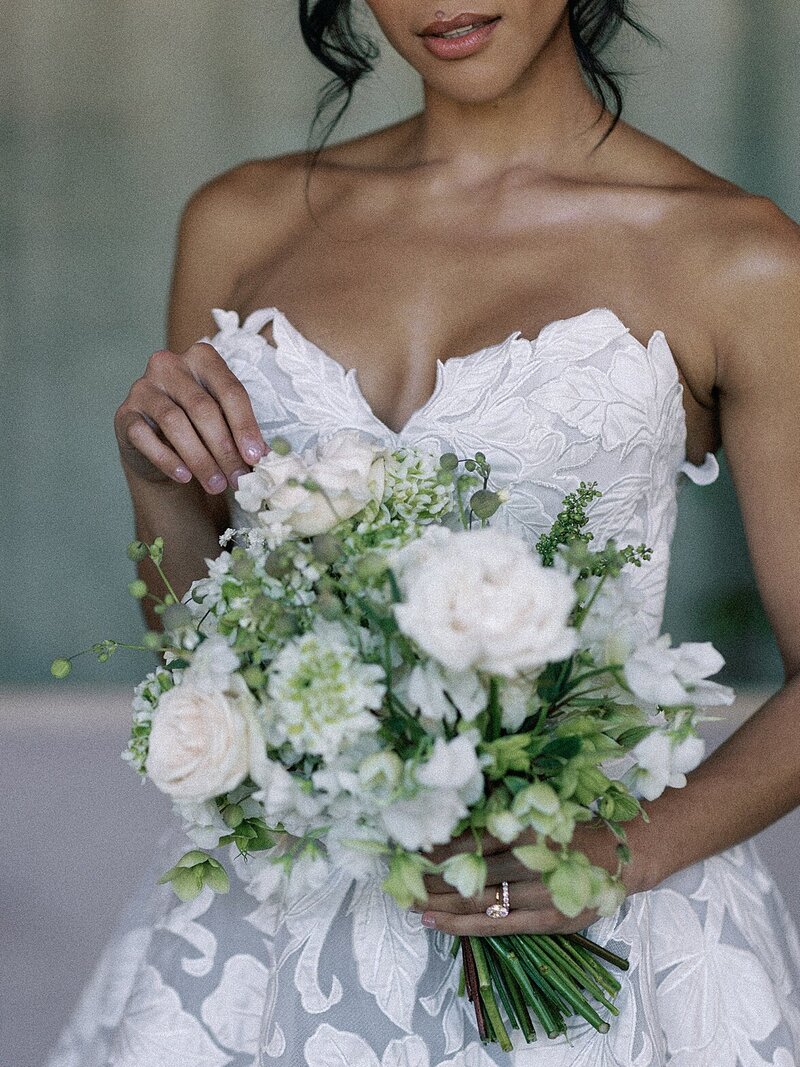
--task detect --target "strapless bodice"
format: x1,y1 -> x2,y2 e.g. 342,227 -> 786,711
201,305 -> 719,639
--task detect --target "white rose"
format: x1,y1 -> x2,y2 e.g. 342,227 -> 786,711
235,430 -> 385,537
393,528 -> 578,676
146,674 -> 267,802
625,636 -> 736,708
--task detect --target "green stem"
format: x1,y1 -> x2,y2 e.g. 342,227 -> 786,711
470,938 -> 513,1052
486,678 -> 501,742
511,937 -> 609,1034
554,935 -> 622,995
532,936 -> 619,1015
491,951 -> 537,1044
566,932 -> 630,972
488,940 -> 566,1039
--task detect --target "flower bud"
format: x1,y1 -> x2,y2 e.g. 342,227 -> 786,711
162,603 -> 193,632
50,657 -> 72,679
312,533 -> 343,566
264,550 -> 294,579
127,540 -> 149,562
143,631 -> 163,650
439,452 -> 459,472
128,579 -> 148,599
241,665 -> 266,689
469,489 -> 502,520
269,435 -> 292,456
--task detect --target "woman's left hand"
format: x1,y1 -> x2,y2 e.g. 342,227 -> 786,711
412,819 -> 652,937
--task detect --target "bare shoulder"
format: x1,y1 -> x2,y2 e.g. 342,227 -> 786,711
166,152 -> 313,351
608,123 -> 799,376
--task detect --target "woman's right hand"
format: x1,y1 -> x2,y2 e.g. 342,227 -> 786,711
114,341 -> 268,493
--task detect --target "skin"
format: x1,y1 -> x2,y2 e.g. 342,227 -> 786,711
115,2 -> 800,937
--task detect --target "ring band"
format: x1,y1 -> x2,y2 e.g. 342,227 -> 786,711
485,881 -> 511,918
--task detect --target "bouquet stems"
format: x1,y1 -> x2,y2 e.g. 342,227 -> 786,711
458,932 -> 628,1051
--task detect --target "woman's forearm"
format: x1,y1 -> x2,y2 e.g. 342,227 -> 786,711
124,465 -> 227,631
635,673 -> 800,890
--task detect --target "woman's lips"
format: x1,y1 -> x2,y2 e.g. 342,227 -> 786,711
419,16 -> 501,60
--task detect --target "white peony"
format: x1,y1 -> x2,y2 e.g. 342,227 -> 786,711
265,620 -> 386,762
146,674 -> 267,802
234,430 -> 385,537
393,528 -> 578,676
625,635 -> 736,708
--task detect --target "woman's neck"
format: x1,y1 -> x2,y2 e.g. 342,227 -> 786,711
405,16 -> 609,178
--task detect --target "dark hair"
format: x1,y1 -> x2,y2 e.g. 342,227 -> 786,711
298,0 -> 656,170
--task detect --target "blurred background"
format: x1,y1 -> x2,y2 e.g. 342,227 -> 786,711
2,1 -> 799,1064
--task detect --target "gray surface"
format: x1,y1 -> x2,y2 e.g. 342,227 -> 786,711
1,686 -> 798,1067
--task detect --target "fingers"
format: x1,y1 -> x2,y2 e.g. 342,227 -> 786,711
117,412 -> 192,484
420,878 -> 552,916
116,343 -> 268,492
189,344 -> 267,465
416,905 -> 599,938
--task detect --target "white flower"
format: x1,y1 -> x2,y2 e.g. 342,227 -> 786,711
579,572 -> 638,667
627,730 -> 707,801
406,661 -> 487,725
235,430 -> 385,537
393,528 -> 578,676
184,635 -> 239,691
324,820 -> 390,881
381,789 -> 467,852
668,734 -> 706,786
442,852 -> 487,898
625,635 -> 736,708
265,620 -> 385,761
173,798 -> 230,849
382,447 -> 455,524
415,734 -> 484,805
252,760 -> 325,837
146,674 -> 267,802
498,678 -> 541,733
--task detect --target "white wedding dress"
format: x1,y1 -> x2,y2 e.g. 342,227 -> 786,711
47,305 -> 800,1067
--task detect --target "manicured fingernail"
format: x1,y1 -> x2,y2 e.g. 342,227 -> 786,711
242,437 -> 265,462
207,473 -> 226,491
174,466 -> 191,483
421,912 -> 436,929
229,468 -> 249,488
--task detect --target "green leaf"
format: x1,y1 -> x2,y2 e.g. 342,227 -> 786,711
204,863 -> 230,894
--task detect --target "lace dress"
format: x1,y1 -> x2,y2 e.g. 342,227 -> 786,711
46,306 -> 800,1067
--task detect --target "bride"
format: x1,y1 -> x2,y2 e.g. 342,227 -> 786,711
48,2 -> 800,1064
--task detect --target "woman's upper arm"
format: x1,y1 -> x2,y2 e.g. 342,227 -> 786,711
713,198 -> 800,678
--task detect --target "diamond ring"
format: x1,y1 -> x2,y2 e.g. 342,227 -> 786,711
485,881 -> 510,918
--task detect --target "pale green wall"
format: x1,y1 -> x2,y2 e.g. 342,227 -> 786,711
2,1 -> 797,687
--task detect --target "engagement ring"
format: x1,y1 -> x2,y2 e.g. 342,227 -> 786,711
485,881 -> 510,918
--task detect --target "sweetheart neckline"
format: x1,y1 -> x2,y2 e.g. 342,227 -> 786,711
243,304 -> 675,439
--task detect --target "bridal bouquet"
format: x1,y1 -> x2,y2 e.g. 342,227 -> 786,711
54,430 -> 734,1050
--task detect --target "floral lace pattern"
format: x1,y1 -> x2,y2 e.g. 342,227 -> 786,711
46,307 -> 800,1067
